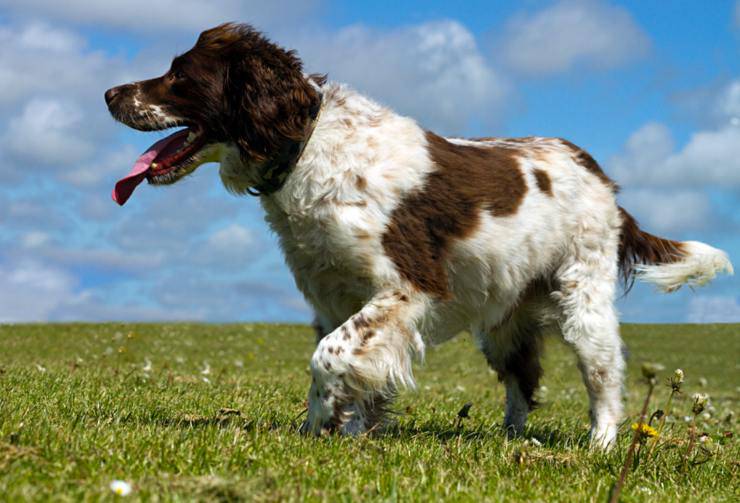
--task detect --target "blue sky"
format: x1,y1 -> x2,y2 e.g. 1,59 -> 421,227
0,0 -> 738,323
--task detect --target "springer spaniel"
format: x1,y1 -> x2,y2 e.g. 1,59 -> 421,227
105,23 -> 733,448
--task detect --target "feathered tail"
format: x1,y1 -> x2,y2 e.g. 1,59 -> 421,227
618,207 -> 733,292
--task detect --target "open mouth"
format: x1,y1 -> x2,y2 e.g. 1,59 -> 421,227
147,127 -> 207,181
112,126 -> 209,206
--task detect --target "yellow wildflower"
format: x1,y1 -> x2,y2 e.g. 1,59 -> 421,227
631,422 -> 658,438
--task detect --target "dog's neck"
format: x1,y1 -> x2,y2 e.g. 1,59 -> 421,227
245,93 -> 323,196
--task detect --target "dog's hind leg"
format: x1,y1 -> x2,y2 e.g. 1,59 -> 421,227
301,290 -> 426,435
476,313 -> 544,437
554,229 -> 625,449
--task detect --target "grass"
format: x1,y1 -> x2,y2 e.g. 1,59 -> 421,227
0,323 -> 737,501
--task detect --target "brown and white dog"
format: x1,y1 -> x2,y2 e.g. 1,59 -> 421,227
105,23 -> 733,448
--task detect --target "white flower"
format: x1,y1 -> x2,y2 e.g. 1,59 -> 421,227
530,437 -> 543,447
692,393 -> 709,415
200,362 -> 211,375
110,480 -> 132,496
672,368 -> 684,383
142,359 -> 152,372
670,369 -> 684,391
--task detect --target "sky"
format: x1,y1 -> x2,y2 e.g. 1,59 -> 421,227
0,0 -> 738,324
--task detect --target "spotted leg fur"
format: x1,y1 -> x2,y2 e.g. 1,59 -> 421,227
301,291 -> 425,435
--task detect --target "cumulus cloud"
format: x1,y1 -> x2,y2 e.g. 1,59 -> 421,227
0,259 -> 80,322
688,295 -> 740,323
610,121 -> 740,188
3,99 -> 94,166
149,273 -> 310,322
609,117 -> 740,235
0,22 -> 123,107
297,20 -> 509,133
0,0 -> 320,33
63,145 -> 140,188
499,0 -> 650,76
714,80 -> 740,120
197,224 -> 259,267
18,231 -> 160,273
0,196 -> 71,233
206,224 -> 254,252
108,176 -> 241,253
618,188 -> 712,233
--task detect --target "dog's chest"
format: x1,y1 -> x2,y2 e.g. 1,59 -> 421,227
262,197 -> 378,317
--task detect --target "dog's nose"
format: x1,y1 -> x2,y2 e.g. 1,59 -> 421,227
104,86 -> 121,106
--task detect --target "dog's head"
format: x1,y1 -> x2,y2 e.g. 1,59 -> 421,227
105,23 -> 321,191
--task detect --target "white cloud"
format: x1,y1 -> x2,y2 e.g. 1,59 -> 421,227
618,188 -> 712,233
14,21 -> 85,52
149,273 -> 310,322
715,80 -> 740,120
3,98 -> 94,165
206,224 -> 254,251
297,20 -> 509,133
0,0 -> 319,33
203,224 -> 256,261
0,259 -> 80,322
688,295 -> 740,323
672,79 -> 740,128
19,234 -> 162,272
0,257 -> 200,322
499,0 -> 649,76
63,145 -> 140,188
0,198 -> 69,233
610,121 -> 740,188
0,22 -> 123,107
109,176 -> 241,253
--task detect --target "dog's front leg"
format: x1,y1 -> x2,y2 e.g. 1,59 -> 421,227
301,290 -> 425,435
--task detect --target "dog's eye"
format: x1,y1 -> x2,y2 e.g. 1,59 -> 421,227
168,70 -> 186,82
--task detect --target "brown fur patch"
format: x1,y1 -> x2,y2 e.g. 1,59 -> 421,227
470,136 -> 536,144
361,329 -> 376,344
485,300 -> 548,410
503,330 -> 544,409
353,313 -> 371,331
559,139 -> 619,192
533,169 -> 552,196
382,132 -> 527,298
618,207 -> 685,290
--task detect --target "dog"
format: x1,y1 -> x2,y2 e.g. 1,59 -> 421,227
105,23 -> 733,448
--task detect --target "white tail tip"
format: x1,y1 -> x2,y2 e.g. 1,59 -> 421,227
635,241 -> 734,293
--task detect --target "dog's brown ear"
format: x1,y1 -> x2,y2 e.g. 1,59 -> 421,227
217,25 -> 320,163
196,22 -> 250,51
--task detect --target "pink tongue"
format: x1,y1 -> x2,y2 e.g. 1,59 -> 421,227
111,130 -> 188,206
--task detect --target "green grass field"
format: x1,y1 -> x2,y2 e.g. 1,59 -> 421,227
0,323 -> 737,501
